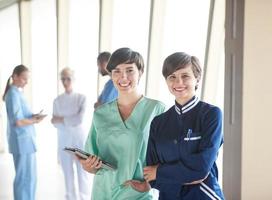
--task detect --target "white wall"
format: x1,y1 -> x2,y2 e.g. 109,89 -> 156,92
242,0 -> 272,199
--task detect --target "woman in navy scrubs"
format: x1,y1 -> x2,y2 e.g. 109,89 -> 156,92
143,52 -> 225,200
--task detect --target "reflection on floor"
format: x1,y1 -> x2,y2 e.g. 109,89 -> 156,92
0,122 -> 66,200
0,152 -> 66,200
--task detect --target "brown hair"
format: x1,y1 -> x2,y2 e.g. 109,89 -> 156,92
162,52 -> 202,90
2,65 -> 29,101
106,47 -> 144,73
97,51 -> 111,64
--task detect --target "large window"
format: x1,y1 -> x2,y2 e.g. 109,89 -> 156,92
157,0 -> 211,107
0,3 -> 21,146
0,0 -> 225,198
111,0 -> 151,93
68,0 -> 99,114
31,0 -> 62,198
0,4 -> 21,199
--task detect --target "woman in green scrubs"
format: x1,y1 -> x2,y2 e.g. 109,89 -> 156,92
80,47 -> 165,200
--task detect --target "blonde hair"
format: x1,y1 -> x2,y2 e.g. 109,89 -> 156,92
60,67 -> 75,79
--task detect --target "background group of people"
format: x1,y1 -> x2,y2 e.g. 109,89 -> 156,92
2,47 -> 225,200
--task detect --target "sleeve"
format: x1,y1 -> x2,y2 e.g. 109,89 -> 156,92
63,95 -> 86,126
158,103 -> 166,115
6,90 -> 24,125
52,99 -> 62,129
98,83 -> 107,103
98,81 -> 117,104
156,107 -> 223,184
85,121 -> 99,155
146,118 -> 160,188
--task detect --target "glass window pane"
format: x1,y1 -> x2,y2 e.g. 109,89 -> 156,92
111,0 -> 151,93
69,0 -> 100,111
0,5 -> 20,199
158,0 -> 211,106
31,0 -> 61,198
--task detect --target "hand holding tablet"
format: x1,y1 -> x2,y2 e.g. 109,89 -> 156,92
64,147 -> 117,171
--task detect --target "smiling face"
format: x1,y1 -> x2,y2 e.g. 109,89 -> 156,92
166,65 -> 199,105
111,63 -> 142,95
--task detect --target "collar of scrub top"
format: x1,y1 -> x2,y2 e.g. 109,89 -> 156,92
10,84 -> 23,92
174,96 -> 199,115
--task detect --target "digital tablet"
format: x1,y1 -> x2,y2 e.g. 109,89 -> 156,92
33,109 -> 47,118
64,147 -> 117,171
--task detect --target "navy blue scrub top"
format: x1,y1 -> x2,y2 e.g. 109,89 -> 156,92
146,96 -> 225,200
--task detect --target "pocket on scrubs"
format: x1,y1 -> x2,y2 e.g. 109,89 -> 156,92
184,132 -> 201,153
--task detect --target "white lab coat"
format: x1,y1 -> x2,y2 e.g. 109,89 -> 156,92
52,92 -> 91,200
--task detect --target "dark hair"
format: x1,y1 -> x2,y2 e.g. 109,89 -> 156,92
106,47 -> 144,73
2,65 -> 29,101
162,52 -> 202,81
97,51 -> 111,63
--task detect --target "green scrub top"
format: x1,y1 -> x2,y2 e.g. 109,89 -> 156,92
85,97 -> 165,200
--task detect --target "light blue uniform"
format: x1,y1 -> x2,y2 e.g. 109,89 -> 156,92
98,79 -> 118,104
5,85 -> 37,200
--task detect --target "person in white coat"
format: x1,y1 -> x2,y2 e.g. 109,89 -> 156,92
51,67 -> 91,200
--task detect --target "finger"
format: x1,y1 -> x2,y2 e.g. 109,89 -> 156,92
87,156 -> 98,165
82,157 -> 96,169
95,160 -> 102,169
144,173 -> 150,177
144,176 -> 149,182
123,180 -> 132,187
90,159 -> 99,168
143,167 -> 150,171
76,155 -> 84,161
144,174 -> 151,182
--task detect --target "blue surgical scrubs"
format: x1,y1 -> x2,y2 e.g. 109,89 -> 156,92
5,85 -> 37,200
146,96 -> 225,200
98,79 -> 118,104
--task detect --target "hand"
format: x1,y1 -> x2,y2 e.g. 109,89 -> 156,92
94,101 -> 101,109
32,115 -> 46,124
78,155 -> 102,174
51,115 -> 64,124
123,180 -> 151,193
143,164 -> 158,182
32,109 -> 43,117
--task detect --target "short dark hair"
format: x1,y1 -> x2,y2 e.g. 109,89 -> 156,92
106,47 -> 144,73
162,52 -> 202,80
97,51 -> 111,63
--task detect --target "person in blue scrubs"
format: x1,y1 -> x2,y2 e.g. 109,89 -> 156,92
94,51 -> 118,109
142,52 -> 225,199
2,65 -> 46,200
